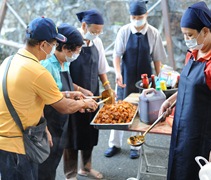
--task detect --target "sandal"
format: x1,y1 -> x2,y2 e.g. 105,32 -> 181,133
78,169 -> 103,179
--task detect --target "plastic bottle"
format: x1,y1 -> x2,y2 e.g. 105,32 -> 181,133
151,74 -> 156,89
139,88 -> 166,124
166,72 -> 172,89
160,80 -> 167,90
141,74 -> 149,89
156,86 -> 161,91
159,64 -> 173,81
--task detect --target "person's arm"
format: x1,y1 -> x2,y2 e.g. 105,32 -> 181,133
113,56 -> 126,88
61,90 -> 85,100
158,92 -> 177,118
51,97 -> 98,114
73,83 -> 93,96
36,71 -> 98,114
46,127 -> 53,147
99,73 -> 111,90
153,60 -> 161,76
112,26 -> 128,88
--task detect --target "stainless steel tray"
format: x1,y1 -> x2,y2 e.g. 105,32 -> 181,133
90,105 -> 138,130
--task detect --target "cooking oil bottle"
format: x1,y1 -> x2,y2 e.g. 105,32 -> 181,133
139,88 -> 166,124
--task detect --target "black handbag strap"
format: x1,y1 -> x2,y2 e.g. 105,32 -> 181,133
2,56 -> 24,133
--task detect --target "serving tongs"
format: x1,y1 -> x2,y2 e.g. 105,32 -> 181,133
127,100 -> 176,147
97,97 -> 111,105
86,89 -> 115,105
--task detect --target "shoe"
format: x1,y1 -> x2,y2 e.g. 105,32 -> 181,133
104,146 -> 120,157
130,149 -> 139,159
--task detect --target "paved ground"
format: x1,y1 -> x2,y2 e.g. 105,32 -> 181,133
56,129 -> 171,180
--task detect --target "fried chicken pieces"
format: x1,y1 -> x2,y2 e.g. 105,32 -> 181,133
94,101 -> 137,124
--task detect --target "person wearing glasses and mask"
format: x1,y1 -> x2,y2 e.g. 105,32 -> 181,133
159,2 -> 211,180
0,17 -> 98,180
63,9 -> 110,180
38,24 -> 94,180
104,0 -> 166,159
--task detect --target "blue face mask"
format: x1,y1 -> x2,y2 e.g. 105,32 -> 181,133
41,42 -> 56,59
84,31 -> 97,41
185,31 -> 204,50
130,18 -> 146,28
65,53 -> 80,63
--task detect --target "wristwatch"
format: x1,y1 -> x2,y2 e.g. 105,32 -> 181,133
65,91 -> 70,98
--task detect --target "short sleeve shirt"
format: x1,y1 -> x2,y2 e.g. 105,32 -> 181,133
41,54 -> 70,91
79,28 -> 110,75
0,48 -> 63,154
113,23 -> 167,62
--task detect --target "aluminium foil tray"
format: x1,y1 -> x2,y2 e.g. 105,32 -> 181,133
90,105 -> 138,130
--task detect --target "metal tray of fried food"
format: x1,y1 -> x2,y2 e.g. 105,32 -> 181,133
90,101 -> 138,130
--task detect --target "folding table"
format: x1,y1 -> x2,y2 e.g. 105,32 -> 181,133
124,93 -> 172,179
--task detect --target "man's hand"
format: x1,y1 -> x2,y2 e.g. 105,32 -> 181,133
80,88 -> 93,96
68,91 -> 85,100
79,98 -> 98,113
46,127 -> 53,147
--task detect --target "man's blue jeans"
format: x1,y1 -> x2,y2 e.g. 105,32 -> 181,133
0,150 -> 38,180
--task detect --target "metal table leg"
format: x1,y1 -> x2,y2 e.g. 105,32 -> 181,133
138,142 -> 169,177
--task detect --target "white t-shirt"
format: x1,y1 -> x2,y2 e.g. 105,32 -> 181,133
79,28 -> 110,75
113,22 -> 167,62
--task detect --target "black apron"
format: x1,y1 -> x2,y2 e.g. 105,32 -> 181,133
167,57 -> 211,180
68,43 -> 99,150
117,32 -> 152,100
38,71 -> 73,180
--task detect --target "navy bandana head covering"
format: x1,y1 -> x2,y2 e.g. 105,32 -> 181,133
76,9 -> 104,25
129,0 -> 148,15
180,1 -> 211,30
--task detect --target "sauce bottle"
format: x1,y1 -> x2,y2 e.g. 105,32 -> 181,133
160,80 -> 167,90
141,74 -> 149,89
151,74 -> 156,89
166,72 -> 172,89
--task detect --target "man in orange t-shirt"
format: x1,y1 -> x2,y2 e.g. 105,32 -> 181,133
0,17 -> 98,180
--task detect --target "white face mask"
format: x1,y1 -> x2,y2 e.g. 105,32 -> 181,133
185,31 -> 204,50
84,31 -> 97,41
65,53 -> 80,63
130,18 -> 146,28
41,43 -> 56,59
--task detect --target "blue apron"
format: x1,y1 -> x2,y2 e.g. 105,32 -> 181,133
117,32 -> 152,100
167,57 -> 211,180
39,71 -> 74,180
68,43 -> 99,150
